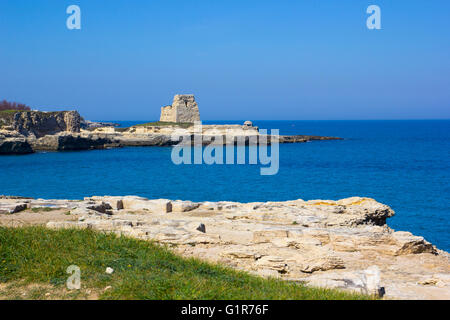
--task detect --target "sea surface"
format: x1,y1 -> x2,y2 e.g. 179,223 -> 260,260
1,120 -> 449,251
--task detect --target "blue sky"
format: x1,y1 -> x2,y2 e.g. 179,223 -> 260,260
1,0 -> 449,120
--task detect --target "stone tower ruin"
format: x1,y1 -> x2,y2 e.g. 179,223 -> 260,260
160,94 -> 200,123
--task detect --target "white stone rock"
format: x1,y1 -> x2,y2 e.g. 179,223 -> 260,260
172,200 -> 200,212
121,197 -> 172,213
364,265 -> 382,296
105,267 -> 114,274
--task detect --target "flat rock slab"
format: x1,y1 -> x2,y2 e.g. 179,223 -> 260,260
1,195 -> 449,300
0,203 -> 27,214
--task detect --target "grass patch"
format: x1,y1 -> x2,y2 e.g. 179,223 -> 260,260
133,121 -> 193,129
0,226 -> 372,300
30,207 -> 59,213
113,127 -> 129,133
0,110 -> 22,114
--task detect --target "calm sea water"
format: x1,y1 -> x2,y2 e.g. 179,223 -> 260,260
1,120 -> 449,251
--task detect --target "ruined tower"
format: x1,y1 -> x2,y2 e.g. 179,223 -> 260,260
160,94 -> 200,123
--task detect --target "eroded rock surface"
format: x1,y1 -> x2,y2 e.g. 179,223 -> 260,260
1,108 -> 341,153
86,124 -> 341,147
0,138 -> 33,154
2,195 -> 447,299
29,133 -> 119,151
11,111 -> 81,138
1,122 -> 340,153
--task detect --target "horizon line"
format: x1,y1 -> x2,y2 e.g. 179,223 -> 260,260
95,118 -> 450,122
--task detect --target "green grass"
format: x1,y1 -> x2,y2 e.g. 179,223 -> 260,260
0,110 -> 22,114
30,207 -> 59,213
0,226 -> 372,300
133,121 -> 193,128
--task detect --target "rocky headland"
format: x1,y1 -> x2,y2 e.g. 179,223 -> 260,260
1,195 -> 448,300
0,109 -> 341,155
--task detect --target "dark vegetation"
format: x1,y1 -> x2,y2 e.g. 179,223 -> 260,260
0,100 -> 31,112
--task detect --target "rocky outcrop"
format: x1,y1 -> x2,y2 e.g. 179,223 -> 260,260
89,124 -> 342,147
0,101 -> 343,154
0,138 -> 33,154
160,95 -> 200,123
11,111 -> 81,138
0,107 -> 342,154
1,195 -> 448,299
29,133 -> 120,151
0,110 -> 111,152
0,126 -> 340,153
1,120 -> 342,154
80,120 -> 120,130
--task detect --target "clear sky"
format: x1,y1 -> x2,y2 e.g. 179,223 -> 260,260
1,0 -> 449,120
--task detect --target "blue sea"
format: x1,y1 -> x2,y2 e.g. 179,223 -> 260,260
1,120 -> 449,251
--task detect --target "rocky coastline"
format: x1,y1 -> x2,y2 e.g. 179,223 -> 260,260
0,110 -> 341,155
1,195 -> 448,300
